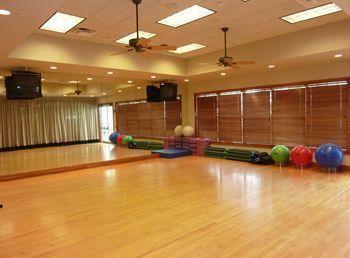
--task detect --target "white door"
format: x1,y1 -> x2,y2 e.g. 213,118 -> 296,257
99,105 -> 114,142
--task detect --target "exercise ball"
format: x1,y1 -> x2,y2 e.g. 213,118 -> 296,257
109,132 -> 119,144
183,126 -> 195,137
174,125 -> 183,137
271,145 -> 290,164
117,134 -> 125,146
291,145 -> 313,167
315,143 -> 344,169
122,135 -> 133,146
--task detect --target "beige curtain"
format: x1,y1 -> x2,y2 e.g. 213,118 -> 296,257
0,97 -> 99,148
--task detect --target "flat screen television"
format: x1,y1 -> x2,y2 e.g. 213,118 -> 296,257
147,85 -> 160,102
5,71 -> 42,99
160,83 -> 177,101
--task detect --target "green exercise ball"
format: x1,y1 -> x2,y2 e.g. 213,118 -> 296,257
122,135 -> 133,146
271,145 -> 290,164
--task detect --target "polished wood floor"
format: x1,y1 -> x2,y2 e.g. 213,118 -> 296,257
0,143 -> 151,179
1,156 -> 350,257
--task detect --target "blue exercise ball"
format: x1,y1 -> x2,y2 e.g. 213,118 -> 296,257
109,132 -> 119,144
315,143 -> 344,169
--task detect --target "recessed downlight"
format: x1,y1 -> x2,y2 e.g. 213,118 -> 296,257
137,86 -> 141,90
102,92 -> 106,96
268,65 -> 275,69
118,90 -> 122,93
107,71 -> 114,75
150,75 -> 156,79
87,77 -> 93,81
334,54 -> 343,58
184,79 -> 189,82
220,72 -> 226,76
128,80 -> 133,83
50,66 -> 58,70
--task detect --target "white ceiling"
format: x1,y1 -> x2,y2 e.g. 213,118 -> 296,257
36,0 -> 349,58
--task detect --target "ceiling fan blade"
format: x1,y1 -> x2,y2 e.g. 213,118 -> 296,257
233,61 -> 255,65
110,48 -> 133,56
66,92 -> 76,96
137,38 -> 151,47
147,44 -> 177,51
198,62 -> 217,66
140,49 -> 153,58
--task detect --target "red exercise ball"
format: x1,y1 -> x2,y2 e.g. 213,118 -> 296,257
117,134 -> 125,146
291,145 -> 313,166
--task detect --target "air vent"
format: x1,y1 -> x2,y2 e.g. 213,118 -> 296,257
70,27 -> 96,37
295,0 -> 320,8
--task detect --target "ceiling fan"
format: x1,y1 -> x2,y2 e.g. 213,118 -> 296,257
200,27 -> 255,69
111,0 -> 177,56
65,82 -> 83,96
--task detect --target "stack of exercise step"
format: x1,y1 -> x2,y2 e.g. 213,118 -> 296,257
175,137 -> 183,149
196,138 -> 211,156
164,137 -> 176,149
226,148 -> 253,162
204,147 -> 227,159
182,137 -> 191,152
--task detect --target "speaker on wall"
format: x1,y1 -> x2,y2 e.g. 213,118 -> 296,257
160,83 -> 177,101
146,85 -> 160,102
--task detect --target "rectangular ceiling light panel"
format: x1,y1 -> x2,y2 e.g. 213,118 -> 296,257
114,31 -> 157,45
158,5 -> 216,28
40,12 -> 85,33
281,3 -> 342,24
169,43 -> 206,54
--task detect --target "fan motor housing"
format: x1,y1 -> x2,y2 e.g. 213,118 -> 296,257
219,56 -> 233,66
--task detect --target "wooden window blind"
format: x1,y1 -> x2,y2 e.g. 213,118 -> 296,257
306,82 -> 348,148
115,99 -> 181,137
138,102 -> 151,136
151,102 -> 165,137
217,93 -> 242,143
197,96 -> 217,140
243,90 -> 271,145
165,99 -> 182,136
272,87 -> 306,146
126,103 -> 139,136
117,105 -> 128,134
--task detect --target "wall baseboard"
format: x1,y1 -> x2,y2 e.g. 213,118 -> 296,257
0,139 -> 100,153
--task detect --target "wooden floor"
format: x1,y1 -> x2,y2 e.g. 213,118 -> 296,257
1,156 -> 350,257
0,143 -> 152,180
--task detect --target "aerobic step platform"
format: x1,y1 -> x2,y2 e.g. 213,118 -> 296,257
152,149 -> 192,159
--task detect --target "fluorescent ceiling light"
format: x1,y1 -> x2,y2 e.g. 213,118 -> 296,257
281,3 -> 342,24
114,31 -> 157,45
40,12 -> 85,33
87,77 -> 93,81
334,54 -> 343,58
68,80 -> 81,84
107,71 -> 114,75
0,9 -> 11,16
158,5 -> 215,28
137,86 -> 141,90
128,80 -> 133,83
220,72 -> 226,76
50,66 -> 58,70
169,43 -> 206,54
268,65 -> 275,69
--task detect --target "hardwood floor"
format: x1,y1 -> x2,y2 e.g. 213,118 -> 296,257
1,156 -> 350,257
0,143 -> 152,179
